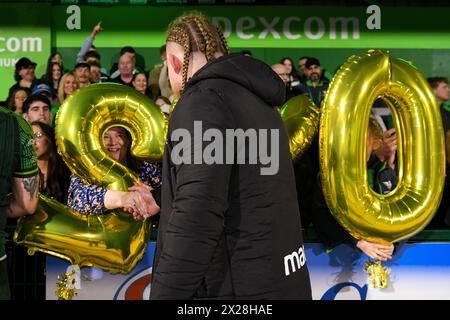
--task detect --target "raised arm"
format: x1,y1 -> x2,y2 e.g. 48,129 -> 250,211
76,22 -> 102,63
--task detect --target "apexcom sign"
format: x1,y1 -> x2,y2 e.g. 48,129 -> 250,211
0,36 -> 42,52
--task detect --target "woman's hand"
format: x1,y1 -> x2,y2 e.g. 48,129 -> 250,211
356,240 -> 394,261
105,184 -> 160,220
374,128 -> 397,169
120,191 -> 149,219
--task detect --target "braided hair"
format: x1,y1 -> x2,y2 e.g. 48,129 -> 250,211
166,12 -> 229,93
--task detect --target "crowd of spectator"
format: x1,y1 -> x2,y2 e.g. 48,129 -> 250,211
1,21 -> 449,299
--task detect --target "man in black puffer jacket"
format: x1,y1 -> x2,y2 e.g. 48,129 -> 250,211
150,13 -> 312,300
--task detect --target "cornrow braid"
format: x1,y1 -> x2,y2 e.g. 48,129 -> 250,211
216,26 -> 230,55
167,25 -> 191,92
184,18 -> 205,54
166,12 -> 229,93
193,16 -> 216,62
181,31 -> 191,93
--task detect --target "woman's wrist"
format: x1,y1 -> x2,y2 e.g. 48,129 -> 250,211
104,190 -> 128,209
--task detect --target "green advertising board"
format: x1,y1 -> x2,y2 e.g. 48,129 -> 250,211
1,3 -> 449,99
52,5 -> 450,49
0,3 -> 51,101
52,4 -> 450,89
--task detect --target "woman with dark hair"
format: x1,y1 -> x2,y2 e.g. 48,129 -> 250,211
46,52 -> 66,74
67,126 -> 161,219
7,87 -> 31,114
132,71 -> 153,99
31,121 -> 71,202
43,62 -> 63,93
280,57 -> 301,88
48,52 -> 63,66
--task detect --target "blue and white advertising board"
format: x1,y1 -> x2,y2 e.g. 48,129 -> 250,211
46,242 -> 450,300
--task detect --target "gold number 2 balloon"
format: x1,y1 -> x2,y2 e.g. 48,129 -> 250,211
320,49 -> 446,245
14,83 -> 166,273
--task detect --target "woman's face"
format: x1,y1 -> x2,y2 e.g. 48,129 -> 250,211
64,75 -> 77,96
52,64 -> 62,82
32,125 -> 50,159
103,127 -> 130,164
132,73 -> 147,93
282,59 -> 293,74
14,90 -> 28,113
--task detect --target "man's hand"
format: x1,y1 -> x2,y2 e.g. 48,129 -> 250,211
357,239 -> 394,261
91,21 -> 103,38
120,191 -> 148,219
124,183 -> 160,220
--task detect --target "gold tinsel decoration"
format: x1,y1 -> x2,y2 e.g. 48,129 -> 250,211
55,270 -> 78,300
363,260 -> 391,289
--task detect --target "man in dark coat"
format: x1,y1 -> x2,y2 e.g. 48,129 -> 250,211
150,13 -> 311,300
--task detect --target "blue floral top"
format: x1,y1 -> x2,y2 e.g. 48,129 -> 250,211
67,161 -> 162,215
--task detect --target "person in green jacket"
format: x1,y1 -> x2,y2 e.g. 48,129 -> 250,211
0,107 -> 39,300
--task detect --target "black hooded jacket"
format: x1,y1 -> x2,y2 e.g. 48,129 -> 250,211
150,53 -> 312,300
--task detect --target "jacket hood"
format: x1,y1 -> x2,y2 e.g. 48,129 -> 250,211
186,53 -> 286,107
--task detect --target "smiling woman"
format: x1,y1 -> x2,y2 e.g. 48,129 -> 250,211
103,127 -> 130,164
67,125 -> 162,220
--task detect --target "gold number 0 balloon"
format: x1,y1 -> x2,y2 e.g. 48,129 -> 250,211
14,83 -> 166,273
320,49 -> 446,245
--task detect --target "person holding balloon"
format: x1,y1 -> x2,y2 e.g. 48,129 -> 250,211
312,117 -> 399,261
67,126 -> 161,220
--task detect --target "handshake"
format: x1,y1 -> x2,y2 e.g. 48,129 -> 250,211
121,183 -> 160,220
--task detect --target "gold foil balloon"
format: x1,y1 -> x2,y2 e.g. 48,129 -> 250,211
14,83 -> 166,273
280,95 -> 320,162
56,83 -> 165,190
320,49 -> 445,245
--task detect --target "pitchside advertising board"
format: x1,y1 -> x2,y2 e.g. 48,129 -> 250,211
46,242 -> 450,300
50,5 -> 450,49
1,3 -> 449,97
